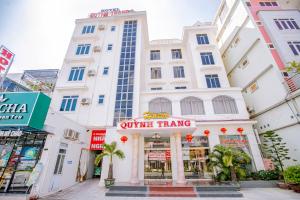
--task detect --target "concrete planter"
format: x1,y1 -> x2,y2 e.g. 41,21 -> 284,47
240,180 -> 277,188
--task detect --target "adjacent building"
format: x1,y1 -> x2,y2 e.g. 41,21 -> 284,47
213,0 -> 300,166
50,9 -> 264,185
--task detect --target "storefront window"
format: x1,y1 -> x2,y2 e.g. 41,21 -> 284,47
182,136 -> 211,179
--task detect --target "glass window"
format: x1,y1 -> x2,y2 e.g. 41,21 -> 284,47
201,52 -> 215,65
288,41 -> 300,56
111,26 -> 116,31
180,97 -> 205,115
98,95 -> 105,104
107,44 -> 113,51
76,44 -> 91,55
150,50 -> 160,60
274,19 -> 300,30
68,67 -> 85,81
149,98 -> 172,114
171,49 -> 182,59
103,67 -> 109,75
151,87 -> 162,91
54,145 -> 67,175
205,74 -> 221,88
82,25 -> 95,34
212,95 -> 238,114
196,34 -> 209,45
151,67 -> 162,79
59,96 -> 78,111
175,86 -> 187,90
173,66 -> 185,78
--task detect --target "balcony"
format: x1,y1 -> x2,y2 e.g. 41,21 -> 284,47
284,74 -> 300,94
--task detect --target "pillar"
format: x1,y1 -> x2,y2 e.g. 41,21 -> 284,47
130,133 -> 139,183
175,132 -> 186,184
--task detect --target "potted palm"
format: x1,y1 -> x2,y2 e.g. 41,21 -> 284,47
95,141 -> 125,188
208,145 -> 251,183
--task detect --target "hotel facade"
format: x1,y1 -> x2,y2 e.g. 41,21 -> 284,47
49,9 -> 265,185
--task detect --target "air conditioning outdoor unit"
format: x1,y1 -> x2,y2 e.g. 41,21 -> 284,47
93,46 -> 101,53
98,25 -> 105,30
63,129 -> 80,141
87,70 -> 96,77
81,98 -> 91,105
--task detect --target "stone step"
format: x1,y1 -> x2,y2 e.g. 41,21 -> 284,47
109,185 -> 147,191
149,191 -> 197,197
196,185 -> 240,191
198,191 -> 243,198
149,186 -> 194,192
105,190 -> 147,197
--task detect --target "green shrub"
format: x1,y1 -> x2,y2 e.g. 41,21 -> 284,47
251,170 -> 280,180
284,165 -> 300,184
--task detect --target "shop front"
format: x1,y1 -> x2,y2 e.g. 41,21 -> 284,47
0,92 -> 50,193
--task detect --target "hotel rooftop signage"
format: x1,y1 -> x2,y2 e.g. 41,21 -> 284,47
89,8 -> 133,18
0,92 -> 51,130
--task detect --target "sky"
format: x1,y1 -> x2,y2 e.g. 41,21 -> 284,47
0,0 -> 221,73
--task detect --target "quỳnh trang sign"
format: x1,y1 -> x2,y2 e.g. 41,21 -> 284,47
0,92 -> 51,130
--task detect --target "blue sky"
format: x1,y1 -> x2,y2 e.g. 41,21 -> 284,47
0,0 -> 221,73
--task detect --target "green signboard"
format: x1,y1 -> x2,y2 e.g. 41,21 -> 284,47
0,92 -> 51,130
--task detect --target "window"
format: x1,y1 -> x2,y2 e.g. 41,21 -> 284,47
150,50 -> 160,60
68,67 -> 85,81
111,26 -> 116,31
151,87 -> 162,91
54,145 -> 67,175
151,67 -> 162,79
82,25 -> 95,34
60,96 -> 78,111
288,41 -> 300,55
274,19 -> 300,30
196,34 -> 209,45
171,49 -> 182,59
173,66 -> 185,78
180,97 -> 205,115
212,95 -> 238,114
107,44 -> 113,51
205,74 -> 221,88
218,2 -> 228,23
76,44 -> 91,55
103,67 -> 109,75
201,52 -> 215,65
98,95 -> 105,104
259,2 -> 278,6
175,86 -> 187,90
149,98 -> 172,114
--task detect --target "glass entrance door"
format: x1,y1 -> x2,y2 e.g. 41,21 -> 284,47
144,137 -> 172,179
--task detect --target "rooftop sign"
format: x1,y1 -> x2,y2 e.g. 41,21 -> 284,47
0,92 -> 51,130
89,8 -> 133,18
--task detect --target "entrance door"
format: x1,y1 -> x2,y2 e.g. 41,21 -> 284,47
144,137 -> 172,179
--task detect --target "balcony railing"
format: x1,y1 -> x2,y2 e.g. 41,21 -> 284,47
284,73 -> 300,93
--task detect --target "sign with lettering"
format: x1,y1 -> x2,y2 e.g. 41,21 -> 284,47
0,92 -> 51,130
0,46 -> 14,74
90,130 -> 106,150
143,112 -> 169,120
0,130 -> 22,137
89,8 -> 133,18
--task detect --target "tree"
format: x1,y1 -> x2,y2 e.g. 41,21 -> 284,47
262,131 -> 294,173
285,61 -> 300,74
95,142 -> 125,185
208,145 -> 251,182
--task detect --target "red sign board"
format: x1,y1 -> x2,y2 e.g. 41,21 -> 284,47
90,130 -> 106,150
89,8 -> 133,18
0,46 -> 14,74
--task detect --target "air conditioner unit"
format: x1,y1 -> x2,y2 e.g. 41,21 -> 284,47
63,129 -> 80,141
93,46 -> 101,52
98,25 -> 105,30
81,98 -> 91,105
87,70 -> 96,77
247,106 -> 255,113
72,131 -> 80,140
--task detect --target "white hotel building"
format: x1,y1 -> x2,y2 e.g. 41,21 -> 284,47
50,9 -> 264,184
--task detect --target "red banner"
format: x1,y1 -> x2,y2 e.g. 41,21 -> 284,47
90,130 -> 106,150
0,46 -> 14,73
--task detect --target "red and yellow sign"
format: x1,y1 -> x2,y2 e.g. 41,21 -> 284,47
0,46 -> 14,74
89,8 -> 133,18
90,130 -> 106,150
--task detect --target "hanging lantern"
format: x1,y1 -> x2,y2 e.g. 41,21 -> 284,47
203,129 -> 210,137
237,127 -> 244,134
220,127 -> 227,134
186,134 -> 193,143
120,135 -> 128,143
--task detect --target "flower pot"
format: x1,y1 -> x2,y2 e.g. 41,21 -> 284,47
104,178 -> 115,188
291,184 -> 300,193
277,182 -> 289,189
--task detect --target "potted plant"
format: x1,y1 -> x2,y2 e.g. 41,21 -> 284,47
283,165 -> 300,193
208,145 -> 251,183
95,141 -> 125,188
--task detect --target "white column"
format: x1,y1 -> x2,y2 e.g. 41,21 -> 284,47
247,132 -> 265,171
130,133 -> 139,183
175,132 -> 186,184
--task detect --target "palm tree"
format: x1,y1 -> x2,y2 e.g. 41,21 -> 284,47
95,142 -> 125,185
208,145 -> 251,182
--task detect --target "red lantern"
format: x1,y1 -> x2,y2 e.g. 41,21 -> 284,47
120,136 -> 128,143
203,129 -> 210,137
220,127 -> 227,134
237,127 -> 244,134
186,134 -> 193,143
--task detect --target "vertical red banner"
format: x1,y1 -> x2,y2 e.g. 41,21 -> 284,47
90,130 -> 106,150
165,150 -> 171,160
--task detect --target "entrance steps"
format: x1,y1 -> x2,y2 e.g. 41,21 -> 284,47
105,184 -> 243,197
